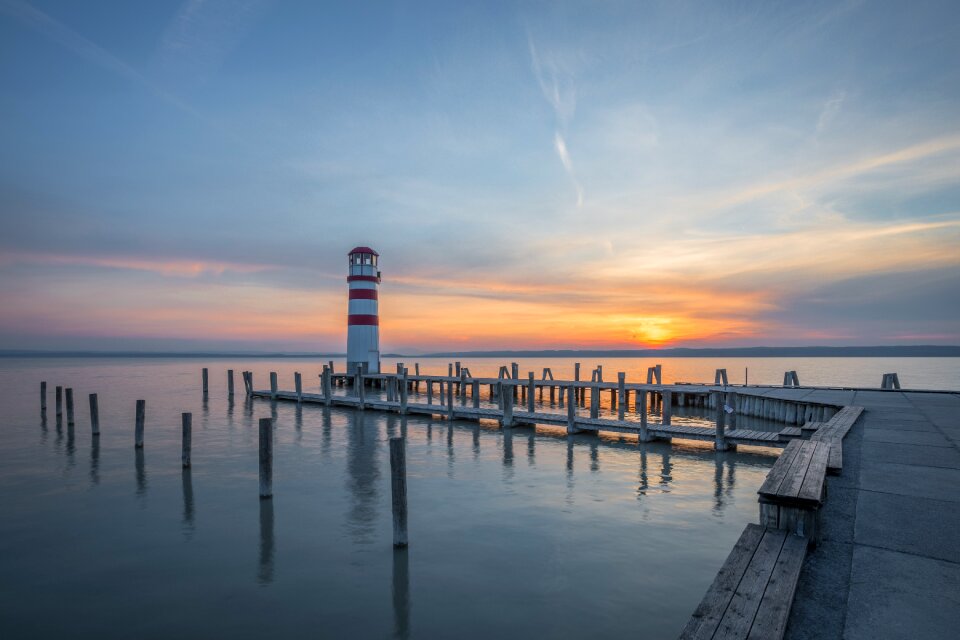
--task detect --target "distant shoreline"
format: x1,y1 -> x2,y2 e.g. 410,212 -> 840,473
1,346 -> 958,358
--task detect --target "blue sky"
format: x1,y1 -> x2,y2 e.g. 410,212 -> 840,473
1,0 -> 959,351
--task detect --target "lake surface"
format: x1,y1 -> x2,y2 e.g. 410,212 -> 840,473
0,356 -> 951,638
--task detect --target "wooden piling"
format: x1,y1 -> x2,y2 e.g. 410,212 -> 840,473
270,372 -> 278,399
295,372 -> 303,403
40,381 -> 46,412
400,369 -> 409,415
322,366 -> 332,405
617,373 -> 626,421
574,362 -> 581,401
389,437 -> 408,547
460,370 -> 467,403
726,392 -> 738,430
715,392 -> 728,451
226,369 -> 234,397
501,382 -> 514,427
202,368 -> 209,397
65,388 -> 75,425
527,372 -> 535,413
566,384 -> 578,433
56,385 -> 62,417
181,412 -> 192,468
89,393 -> 100,436
638,390 -> 650,442
446,376 -> 454,420
259,418 -> 273,498
427,379 -> 433,405
590,384 -> 599,419
135,399 -> 145,448
662,390 -> 672,426
472,380 -> 480,409
356,372 -> 365,410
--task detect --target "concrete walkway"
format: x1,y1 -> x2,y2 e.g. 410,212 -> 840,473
785,389 -> 960,640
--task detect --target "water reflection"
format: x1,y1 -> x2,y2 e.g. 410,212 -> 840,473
135,448 -> 148,504
392,548 -> 411,640
258,499 -> 275,586
660,448 -> 672,492
182,467 -> 195,538
321,408 -> 332,457
502,428 -> 514,469
66,422 -> 76,467
446,424 -> 454,477
294,406 -> 303,444
713,456 -> 724,513
345,411 -> 380,545
89,436 -> 100,485
472,423 -> 480,458
526,433 -> 536,467
589,439 -> 599,473
637,448 -> 649,497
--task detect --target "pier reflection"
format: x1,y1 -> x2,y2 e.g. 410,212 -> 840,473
182,467 -> 195,538
446,424 -> 454,477
637,448 -> 649,497
526,433 -> 536,467
589,439 -> 599,473
345,411 -> 380,545
392,548 -> 411,640
660,448 -> 673,492
321,408 -> 332,457
65,422 -> 76,467
135,448 -> 148,503
89,436 -> 100,485
258,499 -> 274,585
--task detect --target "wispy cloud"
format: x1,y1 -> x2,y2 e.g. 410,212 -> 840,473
0,0 -> 198,116
816,90 -> 846,133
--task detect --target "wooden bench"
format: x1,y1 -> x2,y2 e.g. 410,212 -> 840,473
757,440 -> 829,544
810,406 -> 863,474
679,524 -> 808,640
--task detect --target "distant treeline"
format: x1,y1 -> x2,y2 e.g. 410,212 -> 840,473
2,345 -> 959,358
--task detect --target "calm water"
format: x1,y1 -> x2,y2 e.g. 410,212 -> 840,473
0,356 -> 949,638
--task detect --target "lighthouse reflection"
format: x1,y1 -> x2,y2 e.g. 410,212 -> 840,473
344,411 -> 381,545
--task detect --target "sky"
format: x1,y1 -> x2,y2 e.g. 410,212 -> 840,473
1,0 -> 959,353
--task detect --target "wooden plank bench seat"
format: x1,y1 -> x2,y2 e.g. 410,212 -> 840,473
809,406 -> 863,474
757,440 -> 829,543
679,524 -> 808,640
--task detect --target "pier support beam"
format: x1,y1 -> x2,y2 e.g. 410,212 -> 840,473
617,373 -> 626,421
501,383 -> 514,427
662,390 -> 673,426
715,392 -> 729,451
259,418 -> 273,498
182,412 -> 192,468
390,437 -> 408,548
89,393 -> 100,436
135,399 -> 145,448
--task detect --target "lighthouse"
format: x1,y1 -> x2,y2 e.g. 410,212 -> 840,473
346,246 -> 381,375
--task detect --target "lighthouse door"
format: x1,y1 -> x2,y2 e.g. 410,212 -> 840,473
367,349 -> 380,374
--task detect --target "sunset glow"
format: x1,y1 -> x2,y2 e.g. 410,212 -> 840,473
1,0 -> 958,351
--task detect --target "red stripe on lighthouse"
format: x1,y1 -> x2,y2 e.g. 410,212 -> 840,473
349,289 -> 378,300
348,314 -> 379,326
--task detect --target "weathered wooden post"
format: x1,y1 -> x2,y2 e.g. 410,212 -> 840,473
662,390 -> 672,425
244,372 -> 253,397
270,372 -> 278,399
89,393 -> 100,436
527,372 -> 535,413
566,384 -> 578,433
726,391 -> 738,430
638,390 -> 651,442
227,369 -> 234,397
294,372 -> 303,403
328,360 -> 334,374
55,385 -> 63,418
590,384 -> 600,419
202,368 -> 209,397
400,369 -> 409,415
40,381 -> 47,412
322,366 -> 332,405
511,363 -> 519,401
446,376 -> 454,420
617,373 -> 626,421
655,364 -> 662,385
715,392 -> 728,451
426,379 -> 434,405
472,380 -> 480,409
259,418 -> 273,498
558,385 -> 565,406
356,372 -> 365,410
414,363 -> 420,390
135,399 -> 145,448
460,370 -> 467,403
181,412 -> 192,468
389,437 -> 408,547
574,362 -> 581,402
65,388 -> 75,426
501,382 -> 514,427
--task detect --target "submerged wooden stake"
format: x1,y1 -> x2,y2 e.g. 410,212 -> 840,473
527,372 -> 535,413
618,373 -> 626,421
56,385 -> 63,417
390,437 -> 408,547
135,399 -> 145,448
89,393 -> 100,435
259,417 -> 273,498
270,372 -> 278,399
202,368 -> 209,397
295,372 -> 303,403
181,412 -> 192,468
40,381 -> 47,412
228,369 -> 235,397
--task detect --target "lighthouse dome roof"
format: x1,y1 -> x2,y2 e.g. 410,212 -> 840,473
348,246 -> 379,256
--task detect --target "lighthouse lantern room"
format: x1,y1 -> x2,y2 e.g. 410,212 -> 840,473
346,246 -> 381,375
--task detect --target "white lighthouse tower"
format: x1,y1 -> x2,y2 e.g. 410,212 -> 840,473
346,246 -> 381,375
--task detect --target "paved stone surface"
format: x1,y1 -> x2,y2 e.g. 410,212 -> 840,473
785,390 -> 960,640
